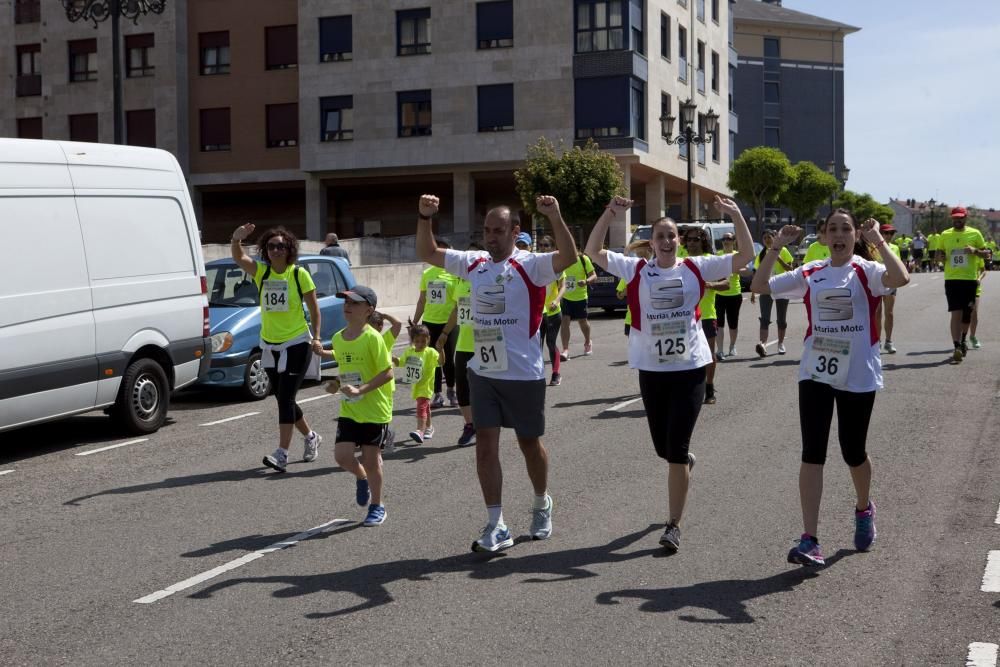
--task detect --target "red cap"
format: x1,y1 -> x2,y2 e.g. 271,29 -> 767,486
879,224 -> 896,233
951,206 -> 968,218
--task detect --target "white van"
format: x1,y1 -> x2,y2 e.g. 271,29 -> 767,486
0,139 -> 210,434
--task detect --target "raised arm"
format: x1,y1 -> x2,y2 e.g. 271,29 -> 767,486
584,196 -> 632,271
381,311 -> 403,339
713,196 -> 755,272
230,223 -> 257,274
416,195 -> 447,268
860,218 -> 910,289
536,195 -> 578,274
751,225 -> 800,295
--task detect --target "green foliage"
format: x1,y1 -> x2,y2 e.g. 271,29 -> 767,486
514,138 -> 626,228
727,146 -> 793,236
832,190 -> 895,226
917,210 -> 990,236
780,161 -> 840,226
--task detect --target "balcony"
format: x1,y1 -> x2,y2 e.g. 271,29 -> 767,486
16,74 -> 41,97
15,0 -> 41,24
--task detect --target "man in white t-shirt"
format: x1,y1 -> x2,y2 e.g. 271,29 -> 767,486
416,194 -> 578,552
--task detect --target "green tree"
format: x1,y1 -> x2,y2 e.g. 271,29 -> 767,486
514,138 -> 626,237
832,190 -> 895,225
727,146 -> 793,238
917,209 -> 989,236
780,161 -> 840,227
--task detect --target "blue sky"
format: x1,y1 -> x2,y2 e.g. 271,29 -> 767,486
784,0 -> 1000,209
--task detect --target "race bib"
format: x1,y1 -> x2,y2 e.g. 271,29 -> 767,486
457,296 -> 473,326
474,326 -> 508,372
950,249 -> 968,269
399,356 -> 423,385
565,276 -> 577,291
427,281 -> 447,305
339,371 -> 363,403
805,335 -> 851,387
261,280 -> 289,312
650,320 -> 690,364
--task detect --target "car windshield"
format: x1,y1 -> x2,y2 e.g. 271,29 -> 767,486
206,264 -> 258,307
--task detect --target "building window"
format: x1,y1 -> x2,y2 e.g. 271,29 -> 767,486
16,44 -> 41,97
660,92 -> 671,137
711,50 -> 719,92
711,0 -> 719,23
200,32 -> 230,75
764,81 -> 780,104
14,0 -> 40,24
696,0 -> 705,23
266,25 -> 297,70
319,16 -> 352,62
126,109 -> 156,147
574,76 -> 629,139
398,90 -> 432,137
659,13 -> 670,60
729,64 -> 735,111
397,9 -> 431,56
631,80 -> 645,141
696,40 -> 705,93
764,37 -> 780,59
697,114 -> 706,165
764,118 -> 780,147
266,103 -> 298,148
478,83 -> 514,132
711,125 -> 719,162
69,39 -> 98,82
729,130 -> 735,164
477,1 -> 513,49
320,96 -> 353,141
125,34 -> 154,78
630,0 -> 644,56
678,25 -> 687,82
69,113 -> 98,142
575,0 -> 625,53
17,117 -> 42,139
200,108 -> 231,151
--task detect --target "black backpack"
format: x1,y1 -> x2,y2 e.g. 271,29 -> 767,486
259,264 -> 304,302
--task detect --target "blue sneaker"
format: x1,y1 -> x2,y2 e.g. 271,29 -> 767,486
363,504 -> 386,526
472,523 -> 514,553
854,500 -> 877,551
355,478 -> 370,507
530,494 -> 553,540
787,534 -> 825,566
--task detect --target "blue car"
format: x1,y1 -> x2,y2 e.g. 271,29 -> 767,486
198,255 -> 355,399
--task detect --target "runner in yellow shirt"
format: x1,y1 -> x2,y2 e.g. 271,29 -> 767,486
398,324 -> 440,444
970,254 -> 986,349
368,309 -> 404,452
751,229 -> 795,356
437,273 -> 477,446
536,235 -> 566,385
714,233 -> 743,358
872,224 -> 901,354
802,219 -> 831,264
939,207 -> 989,361
414,246 -> 459,408
560,252 -> 597,358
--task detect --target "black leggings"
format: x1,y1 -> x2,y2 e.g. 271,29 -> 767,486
539,313 -> 562,365
798,380 -> 875,467
425,321 -> 456,392
759,294 -> 788,330
455,351 -> 473,407
265,341 -> 311,424
715,293 -> 742,330
638,367 -> 706,464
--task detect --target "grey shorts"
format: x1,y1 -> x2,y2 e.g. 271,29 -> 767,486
467,369 -> 546,438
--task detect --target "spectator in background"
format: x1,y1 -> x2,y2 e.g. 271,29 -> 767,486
320,233 -> 352,265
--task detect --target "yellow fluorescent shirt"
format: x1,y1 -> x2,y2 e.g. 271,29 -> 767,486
754,247 -> 794,276
420,266 -> 458,324
453,279 -> 475,354
940,227 -> 985,281
545,273 -> 564,315
698,283 -> 717,321
803,242 -> 831,264
254,262 -> 316,343
616,277 -> 632,326
715,250 -> 741,296
331,325 -> 394,424
400,345 -> 439,400
562,255 -> 594,302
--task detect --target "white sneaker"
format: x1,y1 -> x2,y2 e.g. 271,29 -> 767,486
303,431 -> 322,462
777,343 -> 787,355
530,495 -> 553,540
262,448 -> 287,473
728,346 -> 737,357
423,425 -> 435,440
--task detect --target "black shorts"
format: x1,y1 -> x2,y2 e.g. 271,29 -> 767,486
798,380 -> 875,467
467,370 -> 545,438
702,319 -> 718,339
945,279 -> 979,312
336,418 -> 390,448
912,248 -> 925,260
561,298 -> 589,320
715,293 -> 742,330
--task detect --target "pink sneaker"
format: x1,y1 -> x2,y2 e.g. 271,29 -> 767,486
583,341 -> 593,356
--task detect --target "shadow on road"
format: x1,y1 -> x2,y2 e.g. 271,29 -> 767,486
905,349 -> 953,356
592,409 -> 646,420
595,548 -> 854,623
0,414 -> 183,464
748,360 -> 800,368
182,522 -> 364,559
883,359 -> 953,370
188,524 -> 663,617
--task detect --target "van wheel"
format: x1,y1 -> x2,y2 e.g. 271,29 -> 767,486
114,358 -> 169,434
242,352 -> 271,401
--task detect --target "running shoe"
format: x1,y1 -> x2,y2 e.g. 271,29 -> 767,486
777,343 -> 787,355
583,341 -> 594,356
728,346 -> 737,357
409,430 -> 424,445
431,393 -> 445,409
384,440 -> 396,456
457,423 -> 476,447
560,348 -> 570,362
704,390 -> 716,405
262,448 -> 287,473
659,523 -> 681,553
687,452 -> 696,472
363,504 -> 387,526
716,350 -> 726,360
884,341 -> 897,355
447,388 -> 459,407
472,523 -> 514,553
854,500 -> 877,551
971,336 -> 981,349
952,346 -> 963,363
423,425 -> 435,440
787,534 -> 825,566
755,342 -> 767,358
530,494 -> 553,540
961,341 -> 968,358
356,478 -> 371,507
549,372 -> 562,386
302,431 -> 322,462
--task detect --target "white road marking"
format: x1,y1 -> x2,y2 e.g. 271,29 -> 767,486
764,340 -> 778,349
0,469 -> 15,476
995,500 -> 1000,525
134,518 -> 351,604
966,643 -> 998,667
75,439 -> 148,457
298,394 -> 333,404
605,397 -> 642,412
981,551 -> 1000,592
199,412 -> 260,427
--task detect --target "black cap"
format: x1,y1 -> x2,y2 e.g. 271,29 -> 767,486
337,285 -> 377,308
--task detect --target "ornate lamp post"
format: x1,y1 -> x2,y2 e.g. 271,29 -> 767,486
660,99 -> 719,222
825,160 -> 850,212
62,0 -> 168,144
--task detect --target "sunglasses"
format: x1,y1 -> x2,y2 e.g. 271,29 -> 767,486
267,242 -> 288,251
685,237 -> 702,242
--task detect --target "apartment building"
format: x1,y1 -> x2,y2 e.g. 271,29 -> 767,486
2,0 -> 735,245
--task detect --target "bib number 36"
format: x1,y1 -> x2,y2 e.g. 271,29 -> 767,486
807,335 -> 851,387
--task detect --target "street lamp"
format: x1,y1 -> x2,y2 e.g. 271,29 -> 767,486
62,0 -> 168,145
826,161 -> 850,212
660,99 -> 719,221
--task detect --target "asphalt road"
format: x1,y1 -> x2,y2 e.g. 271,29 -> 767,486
2,271 -> 999,666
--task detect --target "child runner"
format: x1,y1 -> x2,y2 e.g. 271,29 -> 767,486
313,285 -> 395,527
751,210 -> 909,566
399,323 -> 440,444
536,235 -> 566,385
751,229 -> 794,357
714,233 -> 743,359
585,195 -> 755,552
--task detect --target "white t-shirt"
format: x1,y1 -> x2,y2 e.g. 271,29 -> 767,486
444,248 -> 557,381
770,257 -> 891,392
605,252 -> 733,372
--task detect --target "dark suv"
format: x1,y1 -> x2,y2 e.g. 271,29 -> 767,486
587,248 -> 627,313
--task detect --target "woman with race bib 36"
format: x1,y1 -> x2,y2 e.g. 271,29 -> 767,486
585,195 -> 754,553
751,210 -> 909,567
